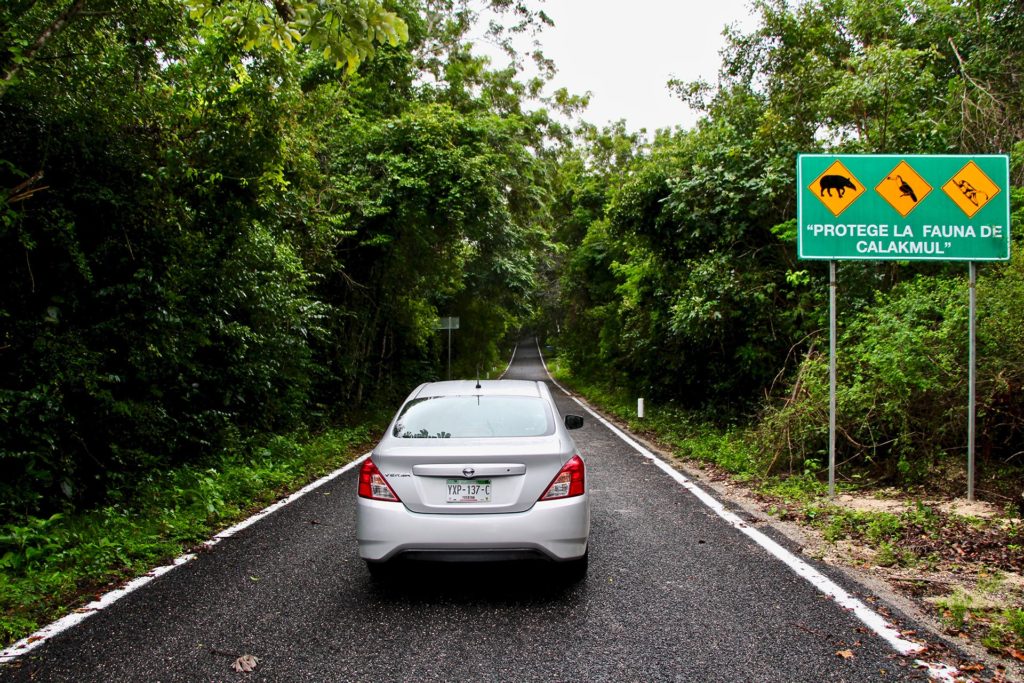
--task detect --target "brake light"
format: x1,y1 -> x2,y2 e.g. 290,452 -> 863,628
358,459 -> 401,502
540,454 -> 585,500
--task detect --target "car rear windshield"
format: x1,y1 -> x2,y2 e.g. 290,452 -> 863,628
393,396 -> 554,438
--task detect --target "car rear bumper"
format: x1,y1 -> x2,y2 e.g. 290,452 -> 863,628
356,494 -> 590,562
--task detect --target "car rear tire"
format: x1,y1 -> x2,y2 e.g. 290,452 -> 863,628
559,550 -> 588,583
365,560 -> 393,581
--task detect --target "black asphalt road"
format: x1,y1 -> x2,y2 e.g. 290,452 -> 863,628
2,341 -> 929,682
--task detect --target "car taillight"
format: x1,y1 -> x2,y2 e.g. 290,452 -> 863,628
358,459 -> 401,502
540,454 -> 585,500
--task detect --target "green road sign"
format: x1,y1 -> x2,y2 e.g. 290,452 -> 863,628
797,154 -> 1010,261
434,316 -> 460,330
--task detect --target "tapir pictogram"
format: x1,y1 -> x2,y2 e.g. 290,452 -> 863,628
819,174 -> 856,198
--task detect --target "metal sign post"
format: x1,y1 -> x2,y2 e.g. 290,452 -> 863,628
968,263 -> 977,501
434,317 -> 460,380
829,261 -> 837,498
797,154 -> 1010,499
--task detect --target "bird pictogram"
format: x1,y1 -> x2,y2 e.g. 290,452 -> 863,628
887,175 -> 917,202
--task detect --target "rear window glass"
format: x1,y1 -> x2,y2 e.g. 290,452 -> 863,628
393,396 -> 554,438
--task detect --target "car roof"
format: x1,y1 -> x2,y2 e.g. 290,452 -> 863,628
412,380 -> 543,398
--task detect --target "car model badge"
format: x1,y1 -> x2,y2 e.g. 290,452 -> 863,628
462,467 -> 475,478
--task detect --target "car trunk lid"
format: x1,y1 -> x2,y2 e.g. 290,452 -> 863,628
373,437 -> 571,514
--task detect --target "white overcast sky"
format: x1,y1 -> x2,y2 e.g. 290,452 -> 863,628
475,0 -> 759,135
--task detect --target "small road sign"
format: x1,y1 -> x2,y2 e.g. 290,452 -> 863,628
798,154 -> 1010,261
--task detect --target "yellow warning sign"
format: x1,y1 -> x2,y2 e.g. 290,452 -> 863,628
809,161 -> 864,217
875,161 -> 931,217
942,161 -> 1000,218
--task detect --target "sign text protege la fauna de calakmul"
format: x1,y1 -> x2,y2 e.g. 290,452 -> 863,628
797,154 -> 1010,261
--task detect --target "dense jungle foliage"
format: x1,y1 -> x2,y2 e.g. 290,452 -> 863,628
0,0 -> 568,519
3,0 -> 1024,527
539,0 -> 1024,495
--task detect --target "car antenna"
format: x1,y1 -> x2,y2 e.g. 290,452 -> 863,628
475,366 -> 481,390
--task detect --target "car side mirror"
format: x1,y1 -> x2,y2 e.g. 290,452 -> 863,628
564,414 -> 584,430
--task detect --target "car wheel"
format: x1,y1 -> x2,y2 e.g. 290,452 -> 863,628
559,550 -> 588,583
365,560 -> 393,581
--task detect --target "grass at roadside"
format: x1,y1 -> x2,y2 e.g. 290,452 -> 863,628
547,356 -> 766,480
0,416 -> 388,648
547,357 -> 1024,663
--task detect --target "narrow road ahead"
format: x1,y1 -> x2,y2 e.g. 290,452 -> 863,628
3,342 -> 930,681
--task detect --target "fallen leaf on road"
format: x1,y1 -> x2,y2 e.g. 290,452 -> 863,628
1006,648 -> 1024,662
836,650 -> 855,659
232,654 -> 259,672
959,662 -> 984,672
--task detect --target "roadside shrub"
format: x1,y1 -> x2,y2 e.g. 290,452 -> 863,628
756,249 -> 1024,488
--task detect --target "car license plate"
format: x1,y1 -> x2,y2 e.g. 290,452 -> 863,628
446,479 -> 492,503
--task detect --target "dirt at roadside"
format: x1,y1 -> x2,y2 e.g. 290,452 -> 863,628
695,470 -> 1024,683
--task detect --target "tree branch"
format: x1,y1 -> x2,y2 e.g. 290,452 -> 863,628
5,170 -> 47,203
24,247 -> 36,294
2,0 -> 89,94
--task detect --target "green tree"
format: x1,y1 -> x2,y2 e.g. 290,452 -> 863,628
0,0 -> 561,518
185,0 -> 408,72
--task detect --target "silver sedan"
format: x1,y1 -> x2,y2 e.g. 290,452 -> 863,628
356,379 -> 590,579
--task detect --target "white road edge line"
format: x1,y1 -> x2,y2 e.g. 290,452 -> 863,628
498,343 -> 518,379
534,340 -> 928,659
0,452 -> 372,664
